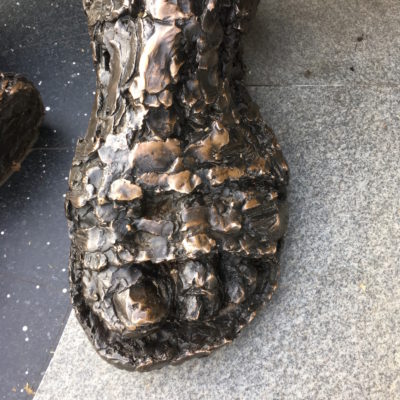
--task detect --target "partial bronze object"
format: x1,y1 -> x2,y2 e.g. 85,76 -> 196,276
0,73 -> 43,186
66,0 -> 289,371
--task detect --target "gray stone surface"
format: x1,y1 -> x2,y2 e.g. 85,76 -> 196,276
35,1 -> 400,399
244,0 -> 400,86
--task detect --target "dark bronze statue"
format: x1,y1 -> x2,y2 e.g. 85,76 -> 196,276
66,0 -> 289,371
0,73 -> 43,186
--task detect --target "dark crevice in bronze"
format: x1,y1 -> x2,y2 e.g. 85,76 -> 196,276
66,0 -> 289,371
0,72 -> 44,186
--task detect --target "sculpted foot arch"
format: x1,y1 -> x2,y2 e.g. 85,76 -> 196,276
66,0 -> 289,371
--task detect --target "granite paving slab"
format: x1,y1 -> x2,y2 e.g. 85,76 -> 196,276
0,149 -> 76,399
0,1 -> 93,397
244,0 -> 400,86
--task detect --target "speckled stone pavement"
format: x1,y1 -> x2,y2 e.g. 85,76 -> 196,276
34,1 -> 400,399
0,1 -> 94,398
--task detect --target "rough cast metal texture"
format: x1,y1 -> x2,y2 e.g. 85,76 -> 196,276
66,0 -> 289,371
0,73 -> 43,186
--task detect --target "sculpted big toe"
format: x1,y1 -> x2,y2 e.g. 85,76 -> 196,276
66,0 -> 289,371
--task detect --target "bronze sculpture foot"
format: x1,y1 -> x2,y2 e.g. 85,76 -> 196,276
66,0 -> 289,371
0,73 -> 43,186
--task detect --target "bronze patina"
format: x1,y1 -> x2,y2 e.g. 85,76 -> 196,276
66,0 -> 289,371
0,73 -> 43,186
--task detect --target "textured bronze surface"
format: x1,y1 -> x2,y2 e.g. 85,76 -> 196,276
0,73 -> 43,186
66,0 -> 289,371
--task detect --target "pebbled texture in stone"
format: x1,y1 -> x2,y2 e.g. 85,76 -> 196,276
66,0 -> 289,371
0,73 -> 44,186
